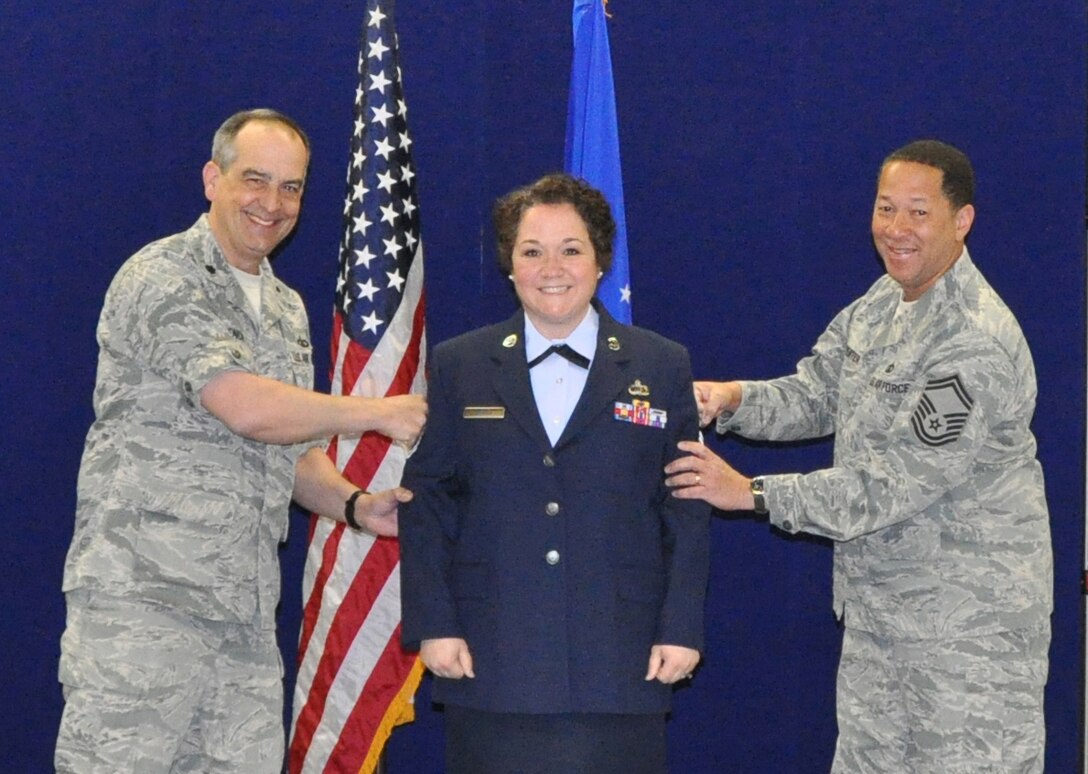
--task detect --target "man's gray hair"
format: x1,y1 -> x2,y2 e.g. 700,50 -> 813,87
211,108 -> 311,170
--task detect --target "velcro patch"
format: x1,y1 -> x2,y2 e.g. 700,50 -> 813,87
910,374 -> 973,447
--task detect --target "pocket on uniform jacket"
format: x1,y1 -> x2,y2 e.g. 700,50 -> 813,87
127,490 -> 248,589
58,593 -> 199,697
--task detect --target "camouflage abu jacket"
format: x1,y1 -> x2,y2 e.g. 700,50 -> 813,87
720,250 -> 1053,640
63,215 -> 314,628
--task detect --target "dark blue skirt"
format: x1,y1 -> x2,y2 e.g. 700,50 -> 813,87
444,706 -> 667,774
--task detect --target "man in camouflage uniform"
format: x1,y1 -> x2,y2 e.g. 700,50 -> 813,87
666,140 -> 1052,772
56,109 -> 426,773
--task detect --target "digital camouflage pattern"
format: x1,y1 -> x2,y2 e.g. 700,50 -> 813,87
720,249 -> 1052,770
56,590 -> 283,773
833,624 -> 1048,773
62,215 -> 314,629
58,215 -> 313,771
720,250 -> 1052,641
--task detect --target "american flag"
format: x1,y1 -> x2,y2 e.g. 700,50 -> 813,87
289,2 -> 426,772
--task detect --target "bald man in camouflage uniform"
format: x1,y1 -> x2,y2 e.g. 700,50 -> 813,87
666,140 -> 1052,772
56,109 -> 426,773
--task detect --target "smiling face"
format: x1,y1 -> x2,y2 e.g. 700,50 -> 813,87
510,202 -> 601,339
203,120 -> 309,274
871,160 -> 974,301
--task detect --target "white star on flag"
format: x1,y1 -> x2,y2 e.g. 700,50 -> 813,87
360,310 -> 382,333
352,211 -> 372,235
374,136 -> 395,160
370,103 -> 393,124
369,70 -> 392,93
356,277 -> 379,301
386,269 -> 405,292
376,169 -> 396,193
354,245 -> 376,268
368,37 -> 389,59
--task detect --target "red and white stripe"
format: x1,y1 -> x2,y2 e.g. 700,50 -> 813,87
289,252 -> 426,774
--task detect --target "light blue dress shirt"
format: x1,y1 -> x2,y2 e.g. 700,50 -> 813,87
525,307 -> 598,446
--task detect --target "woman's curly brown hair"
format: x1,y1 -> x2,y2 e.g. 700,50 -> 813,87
493,173 -> 616,275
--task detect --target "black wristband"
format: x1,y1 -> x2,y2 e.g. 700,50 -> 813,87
750,477 -> 768,515
344,489 -> 368,531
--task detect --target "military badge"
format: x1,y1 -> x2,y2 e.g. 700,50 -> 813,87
502,334 -> 518,348
607,336 -> 621,351
628,379 -> 650,397
910,374 -> 973,447
614,399 -> 667,428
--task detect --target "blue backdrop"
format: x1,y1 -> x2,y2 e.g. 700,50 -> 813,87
2,2 -> 1083,771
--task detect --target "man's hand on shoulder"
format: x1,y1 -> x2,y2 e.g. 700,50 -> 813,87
693,381 -> 742,427
665,440 -> 755,512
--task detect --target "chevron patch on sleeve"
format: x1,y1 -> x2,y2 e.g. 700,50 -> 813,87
910,374 -> 974,447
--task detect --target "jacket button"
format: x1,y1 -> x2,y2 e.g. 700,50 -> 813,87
543,454 -> 555,467
781,520 -> 793,531
545,550 -> 560,565
545,502 -> 559,516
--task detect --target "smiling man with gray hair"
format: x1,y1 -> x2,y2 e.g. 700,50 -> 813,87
55,109 -> 426,773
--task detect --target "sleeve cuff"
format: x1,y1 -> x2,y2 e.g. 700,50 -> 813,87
764,474 -> 802,534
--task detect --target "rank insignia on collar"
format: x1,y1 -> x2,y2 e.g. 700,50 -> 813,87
607,336 -> 621,351
614,399 -> 667,428
910,374 -> 973,447
502,334 -> 518,348
628,379 -> 650,397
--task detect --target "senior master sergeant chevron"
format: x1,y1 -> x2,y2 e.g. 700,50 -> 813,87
55,109 -> 426,773
666,140 -> 1053,772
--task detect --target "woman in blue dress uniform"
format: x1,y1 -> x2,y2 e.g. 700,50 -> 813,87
400,174 -> 710,773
